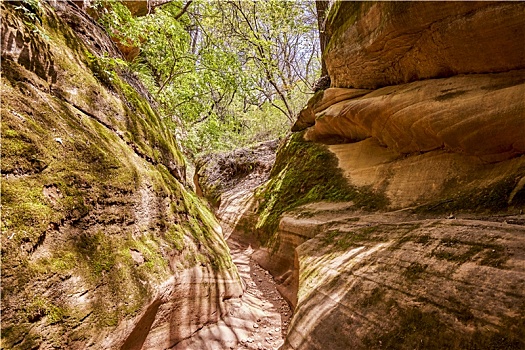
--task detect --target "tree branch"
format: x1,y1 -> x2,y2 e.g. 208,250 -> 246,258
154,1 -> 193,19
173,0 -> 193,20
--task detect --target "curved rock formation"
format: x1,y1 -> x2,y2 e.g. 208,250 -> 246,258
0,2 -> 242,348
281,207 -> 525,350
298,72 -> 525,163
259,1 -> 525,350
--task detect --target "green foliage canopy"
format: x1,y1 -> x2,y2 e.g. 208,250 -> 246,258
96,0 -> 320,156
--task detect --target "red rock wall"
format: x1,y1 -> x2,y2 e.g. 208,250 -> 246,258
324,2 -> 525,89
280,2 -> 525,349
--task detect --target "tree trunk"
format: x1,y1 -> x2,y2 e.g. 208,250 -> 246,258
315,0 -> 329,77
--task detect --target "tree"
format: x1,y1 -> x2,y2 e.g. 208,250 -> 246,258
315,0 -> 329,76
97,0 -> 320,155
209,0 -> 319,122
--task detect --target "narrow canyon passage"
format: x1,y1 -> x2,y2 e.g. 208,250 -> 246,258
171,238 -> 292,350
3,1 -> 525,349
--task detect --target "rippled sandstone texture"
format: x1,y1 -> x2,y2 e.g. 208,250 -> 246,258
262,2 -> 525,350
0,2 -> 242,349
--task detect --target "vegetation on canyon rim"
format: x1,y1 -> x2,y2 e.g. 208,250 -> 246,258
95,0 -> 321,157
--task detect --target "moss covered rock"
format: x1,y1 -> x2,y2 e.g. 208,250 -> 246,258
194,140 -> 279,208
0,2 -> 242,348
266,2 -> 525,348
254,132 -> 388,246
281,210 -> 525,350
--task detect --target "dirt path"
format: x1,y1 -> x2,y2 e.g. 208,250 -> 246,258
171,239 -> 292,350
181,141 -> 289,349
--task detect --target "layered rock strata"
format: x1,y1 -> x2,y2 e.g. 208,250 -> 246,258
0,2 -> 242,349
296,72 -> 525,163
323,2 -> 525,89
270,1 -> 525,349
194,140 -> 278,239
281,206 -> 525,350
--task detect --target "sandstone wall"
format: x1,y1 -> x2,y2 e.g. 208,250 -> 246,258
324,2 -> 525,89
281,207 -> 525,350
275,1 -> 525,349
0,2 -> 242,349
293,1 -> 525,209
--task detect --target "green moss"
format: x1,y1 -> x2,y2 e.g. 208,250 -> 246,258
0,126 -> 46,175
75,231 -> 116,276
1,178 -> 54,246
30,252 -> 77,275
156,165 -> 234,272
50,232 -> 159,328
49,19 -> 185,179
415,173 -> 525,214
165,225 -> 185,251
132,234 -> 169,274
255,132 -> 389,245
367,306 -> 525,350
85,51 -> 122,88
70,230 -> 167,290
21,296 -> 68,325
310,89 -> 325,105
432,238 -> 508,268
110,71 -> 185,171
0,1 -> 236,345
1,324 -> 42,350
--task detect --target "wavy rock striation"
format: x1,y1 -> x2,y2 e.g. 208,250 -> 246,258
264,2 -> 525,349
281,206 -> 525,350
298,72 -> 525,163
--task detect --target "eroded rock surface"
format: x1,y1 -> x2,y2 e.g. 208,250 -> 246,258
259,1 -> 525,349
324,2 -> 525,89
169,240 -> 292,350
1,2 -> 242,349
297,72 -> 525,163
281,206 -> 525,350
195,140 -> 278,210
193,142 -> 295,350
